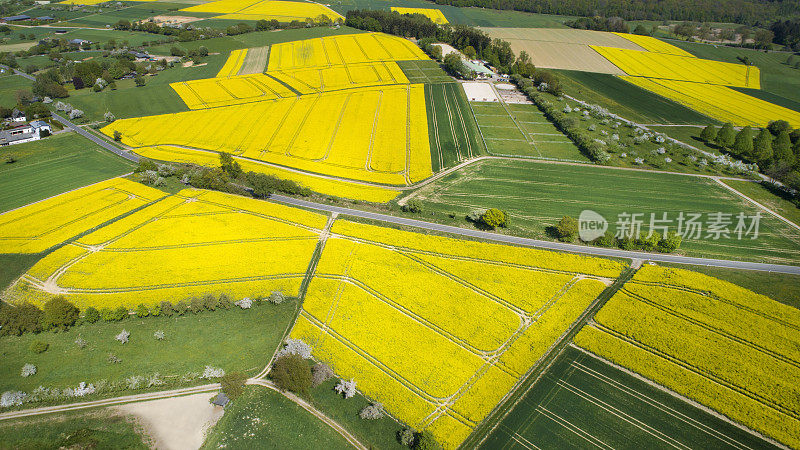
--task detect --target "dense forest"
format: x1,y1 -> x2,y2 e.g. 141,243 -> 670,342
431,0 -> 800,26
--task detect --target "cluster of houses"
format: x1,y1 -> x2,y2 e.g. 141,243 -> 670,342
0,110 -> 52,146
0,14 -> 55,23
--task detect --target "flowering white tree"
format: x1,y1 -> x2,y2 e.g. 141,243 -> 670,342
115,330 -> 130,344
234,297 -> 252,309
334,379 -> 357,399
202,366 -> 225,379
153,330 -> 165,340
21,364 -> 36,377
68,109 -> 84,120
276,338 -> 312,359
1,391 -> 26,407
75,337 -> 87,348
269,291 -> 285,304
126,376 -> 143,390
359,402 -> 384,419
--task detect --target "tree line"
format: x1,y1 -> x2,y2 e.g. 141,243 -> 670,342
430,0 -> 799,26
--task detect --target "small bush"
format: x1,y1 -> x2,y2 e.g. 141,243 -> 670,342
29,340 -> 49,354
555,215 -> 579,241
154,330 -> 165,340
203,294 -> 219,311
271,354 -> 312,397
75,337 -> 87,348
415,430 -> 442,450
234,297 -> 252,309
107,353 -> 121,364
202,366 -> 225,379
220,371 -> 248,400
401,198 -> 422,213
174,300 -> 188,315
159,301 -> 174,317
189,297 -> 204,314
398,428 -> 416,447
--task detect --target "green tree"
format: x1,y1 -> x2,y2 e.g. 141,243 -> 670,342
732,126 -> 753,157
657,231 -> 682,253
715,122 -> 736,147
219,152 -> 242,179
414,430 -> 442,450
480,208 -> 507,229
135,304 -> 150,318
772,130 -> 794,165
0,301 -> 43,336
220,371 -> 248,400
555,215 -> 579,241
41,295 -> 80,331
632,24 -> 650,35
767,120 -> 791,136
271,354 -> 312,398
84,306 -> 101,323
753,128 -> 774,165
401,198 -> 423,213
699,125 -> 717,143
30,340 -> 49,353
113,130 -> 122,141
134,75 -> 146,87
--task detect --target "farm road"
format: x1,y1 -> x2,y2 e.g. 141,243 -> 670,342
271,194 -> 800,274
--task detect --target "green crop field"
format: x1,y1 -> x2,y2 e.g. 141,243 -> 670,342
202,386 -> 352,450
412,159 -> 800,264
721,179 -> 800,227
0,133 -> 134,213
0,301 -> 295,394
66,81 -> 190,122
668,40 -> 800,104
397,60 -> 452,84
425,82 -> 486,172
732,87 -> 800,113
479,346 -> 779,449
470,101 -> 589,161
0,73 -> 33,105
61,2 -> 209,28
0,408 -> 148,449
553,70 -> 719,125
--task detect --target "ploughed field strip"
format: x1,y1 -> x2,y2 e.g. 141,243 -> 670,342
133,145 -> 400,203
290,220 -> 625,449
480,346 -> 781,449
575,265 -> 800,449
413,159 -> 800,265
390,7 -> 449,24
0,178 -> 166,255
469,101 -> 587,161
180,0 -> 343,22
6,189 -> 327,310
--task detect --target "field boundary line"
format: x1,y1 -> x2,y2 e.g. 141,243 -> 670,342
537,406 -> 613,449
714,178 -> 800,232
0,173 -> 133,216
571,345 -> 790,450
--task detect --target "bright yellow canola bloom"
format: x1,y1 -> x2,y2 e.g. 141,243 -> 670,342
216,49 -> 248,77
592,45 -> 761,88
181,0 -> 343,22
101,84 -> 432,186
390,7 -> 449,24
612,33 -> 695,57
133,145 -> 400,203
172,61 -> 410,109
10,189 -> 327,310
575,265 -> 800,449
267,32 -> 428,71
0,178 -> 166,254
620,76 -> 800,127
290,219 -> 622,448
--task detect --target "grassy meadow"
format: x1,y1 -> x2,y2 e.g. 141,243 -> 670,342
0,301 -> 296,394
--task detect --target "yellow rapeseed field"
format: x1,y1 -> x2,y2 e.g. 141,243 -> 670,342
267,32 -> 428,71
181,0 -> 343,22
612,33 -> 695,56
216,49 -> 247,77
102,84 -> 432,186
620,77 -> 800,126
592,45 -> 761,88
575,265 -> 800,449
0,178 -> 166,254
171,73 -> 297,109
290,220 -> 621,448
133,145 -> 400,203
10,189 -> 327,310
390,7 -> 449,24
